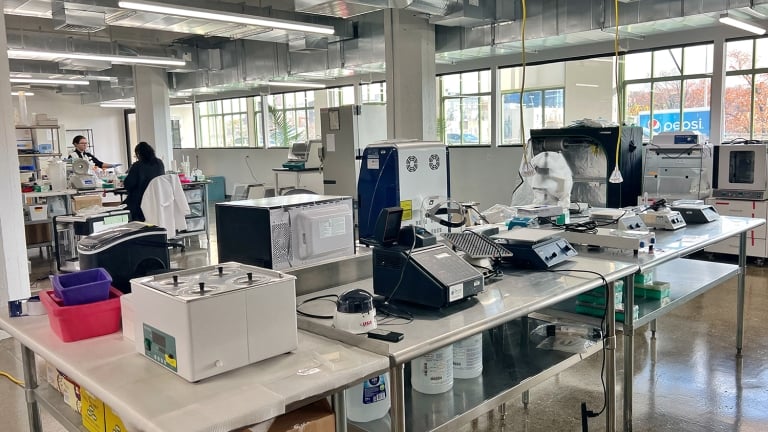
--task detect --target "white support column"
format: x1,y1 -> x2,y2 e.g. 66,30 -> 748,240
0,11 -> 32,305
710,37 -> 726,145
134,65 -> 172,164
384,9 -> 437,141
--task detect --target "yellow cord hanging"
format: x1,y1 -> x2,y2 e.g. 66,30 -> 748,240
1,370 -> 24,388
614,0 -> 623,174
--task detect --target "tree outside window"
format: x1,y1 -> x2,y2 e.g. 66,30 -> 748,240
724,37 -> 768,141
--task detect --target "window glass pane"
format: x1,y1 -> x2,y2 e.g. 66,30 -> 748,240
682,78 -> 711,139
307,109 -> 317,139
200,118 -> 209,148
305,91 -> 314,107
443,98 -> 462,144
754,73 -> 768,140
342,86 -> 355,104
296,91 -> 306,108
224,114 -> 234,145
683,45 -> 714,75
544,89 -> 564,128
253,96 -> 262,113
478,95 -> 491,145
284,93 -> 295,109
255,113 -> 263,147
726,39 -> 753,71
653,48 -> 683,77
625,83 -> 652,137
198,101 -> 208,116
624,52 -> 652,80
479,70 -> 491,93
441,74 -> 461,96
462,71 -> 479,94
724,74 -> 752,140
756,39 -> 768,69
501,93 -> 522,145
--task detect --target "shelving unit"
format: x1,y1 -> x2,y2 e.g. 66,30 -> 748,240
177,182 -> 211,246
17,125 -> 63,182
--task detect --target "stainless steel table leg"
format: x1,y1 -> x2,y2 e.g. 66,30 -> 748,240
21,345 -> 42,432
522,390 -> 530,409
332,392 -> 347,432
605,280 -> 617,432
737,231 -> 747,357
623,275 -> 635,432
390,364 -> 406,432
650,319 -> 657,339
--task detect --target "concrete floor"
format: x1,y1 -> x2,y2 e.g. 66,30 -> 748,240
2,240 -> 767,432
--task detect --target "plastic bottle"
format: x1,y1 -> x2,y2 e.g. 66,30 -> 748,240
453,333 -> 483,379
345,373 -> 390,422
411,345 -> 454,394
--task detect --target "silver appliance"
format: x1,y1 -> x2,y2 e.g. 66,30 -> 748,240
320,104 -> 387,198
283,140 -> 322,170
643,132 -> 712,202
69,158 -> 98,190
131,262 -> 298,382
713,141 -> 768,200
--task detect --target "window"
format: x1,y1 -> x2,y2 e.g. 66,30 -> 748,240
326,85 -> 355,108
499,64 -> 565,145
252,96 -> 264,147
724,37 -> 768,141
197,98 -> 250,148
438,70 -> 491,145
624,44 -> 713,141
170,104 -> 195,149
361,82 -> 386,104
266,91 -> 316,148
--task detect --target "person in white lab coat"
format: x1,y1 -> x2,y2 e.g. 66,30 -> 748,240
124,142 -> 164,221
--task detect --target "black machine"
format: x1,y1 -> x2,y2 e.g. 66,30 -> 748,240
77,222 -> 170,293
370,208 -> 484,309
530,126 -> 643,208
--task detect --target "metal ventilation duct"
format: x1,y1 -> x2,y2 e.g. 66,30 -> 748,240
52,1 -> 107,33
289,36 -> 330,52
295,0 -> 453,17
428,0 -> 495,27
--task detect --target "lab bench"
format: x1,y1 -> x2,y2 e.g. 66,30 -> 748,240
297,256 -> 638,432
0,308 -> 389,432
539,215 -> 765,432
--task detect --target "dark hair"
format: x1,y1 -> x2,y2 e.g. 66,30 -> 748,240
134,142 -> 158,162
72,135 -> 86,145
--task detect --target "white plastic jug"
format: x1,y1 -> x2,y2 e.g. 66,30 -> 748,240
47,160 -> 67,191
345,373 -> 390,422
411,345 -> 454,394
453,333 -> 483,379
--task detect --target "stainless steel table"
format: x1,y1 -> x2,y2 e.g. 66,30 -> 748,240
0,310 -> 389,432
297,256 -> 639,432
542,215 -> 765,432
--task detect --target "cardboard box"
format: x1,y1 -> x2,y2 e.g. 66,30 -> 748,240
81,388 -> 106,432
105,405 -> 129,432
73,195 -> 102,212
58,374 -> 81,414
267,400 -> 334,432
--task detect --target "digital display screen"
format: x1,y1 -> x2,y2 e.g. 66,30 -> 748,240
152,331 -> 166,348
103,214 -> 129,225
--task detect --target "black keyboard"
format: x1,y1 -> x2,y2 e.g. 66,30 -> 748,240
442,232 -> 513,258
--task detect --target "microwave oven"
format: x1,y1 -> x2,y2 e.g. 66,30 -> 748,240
713,142 -> 768,200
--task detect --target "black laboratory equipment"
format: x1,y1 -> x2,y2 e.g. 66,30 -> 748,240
77,222 -> 170,293
370,208 -> 483,309
529,126 -> 643,208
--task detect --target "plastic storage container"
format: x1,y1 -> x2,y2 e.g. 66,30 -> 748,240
183,217 -> 206,232
411,345 -> 454,394
184,188 -> 203,203
346,373 -> 390,422
453,333 -> 483,379
40,287 -> 123,342
52,268 -> 112,306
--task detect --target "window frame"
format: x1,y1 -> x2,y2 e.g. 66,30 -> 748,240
438,69 -> 493,147
724,37 -> 768,141
195,97 -> 253,148
498,86 -> 565,146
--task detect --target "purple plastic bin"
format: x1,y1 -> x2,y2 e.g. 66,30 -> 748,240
52,268 -> 112,306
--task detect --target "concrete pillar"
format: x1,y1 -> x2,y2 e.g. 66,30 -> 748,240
710,37 -> 726,144
0,12 -> 32,305
384,9 -> 437,140
133,65 -> 172,164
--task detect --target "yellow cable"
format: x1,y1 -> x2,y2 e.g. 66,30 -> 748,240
614,0 -> 622,171
520,0 -> 529,164
0,370 -> 24,388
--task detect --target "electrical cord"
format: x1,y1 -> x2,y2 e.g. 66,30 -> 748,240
612,0 -> 623,184
519,0 -> 531,171
1,370 -> 24,388
546,268 -> 610,420
467,205 -> 491,224
295,294 -> 339,320
384,225 -> 417,304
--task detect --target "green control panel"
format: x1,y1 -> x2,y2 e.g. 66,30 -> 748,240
142,324 -> 178,372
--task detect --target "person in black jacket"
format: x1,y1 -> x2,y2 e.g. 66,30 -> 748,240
124,142 -> 165,221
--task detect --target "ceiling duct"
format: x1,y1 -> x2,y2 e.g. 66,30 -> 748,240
289,36 -> 330,52
295,0 -> 453,17
58,59 -> 112,71
52,1 -> 107,33
429,0 -> 495,27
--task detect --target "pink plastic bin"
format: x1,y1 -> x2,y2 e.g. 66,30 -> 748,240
40,287 -> 123,342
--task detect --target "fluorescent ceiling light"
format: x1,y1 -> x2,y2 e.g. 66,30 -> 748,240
264,81 -> 326,89
10,78 -> 89,85
575,83 -> 600,88
8,49 -> 186,66
719,13 -> 766,35
118,1 -> 335,35
11,92 -> 34,96
100,103 -> 135,108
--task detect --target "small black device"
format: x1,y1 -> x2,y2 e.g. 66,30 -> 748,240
367,329 -> 404,342
361,207 -> 404,246
491,229 -> 577,270
398,225 -> 437,248
670,203 -> 720,224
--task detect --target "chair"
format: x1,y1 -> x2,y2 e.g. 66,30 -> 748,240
140,175 -> 191,250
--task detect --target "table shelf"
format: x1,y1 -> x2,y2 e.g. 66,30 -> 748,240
34,385 -> 87,432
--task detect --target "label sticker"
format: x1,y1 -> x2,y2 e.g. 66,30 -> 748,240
367,157 -> 380,170
400,200 -> 413,220
449,284 -> 463,302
